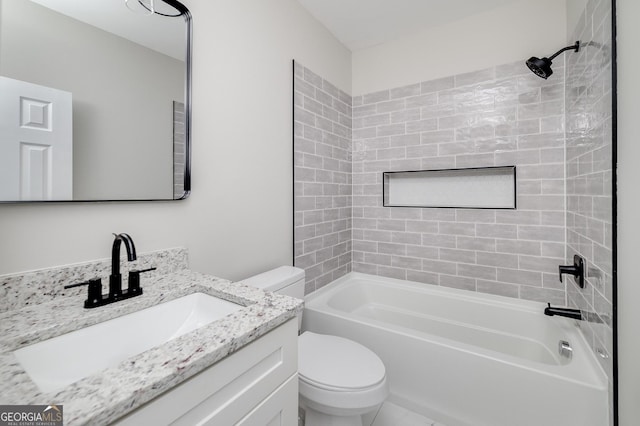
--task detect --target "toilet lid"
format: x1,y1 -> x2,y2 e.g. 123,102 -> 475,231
298,332 -> 386,391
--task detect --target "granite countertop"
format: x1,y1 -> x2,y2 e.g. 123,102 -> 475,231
0,269 -> 303,425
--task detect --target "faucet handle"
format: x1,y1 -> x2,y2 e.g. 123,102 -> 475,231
64,278 -> 103,308
558,255 -> 585,288
64,278 -> 98,289
127,267 -> 156,295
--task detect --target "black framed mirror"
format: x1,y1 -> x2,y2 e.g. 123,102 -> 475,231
0,0 -> 191,202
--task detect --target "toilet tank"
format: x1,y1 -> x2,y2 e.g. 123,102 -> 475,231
242,266 -> 305,299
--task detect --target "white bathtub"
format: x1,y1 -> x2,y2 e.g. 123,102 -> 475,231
301,272 -> 608,426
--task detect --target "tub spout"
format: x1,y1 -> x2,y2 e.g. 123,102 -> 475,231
544,303 -> 582,320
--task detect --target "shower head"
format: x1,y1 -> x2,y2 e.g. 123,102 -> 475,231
526,56 -> 554,79
525,41 -> 581,79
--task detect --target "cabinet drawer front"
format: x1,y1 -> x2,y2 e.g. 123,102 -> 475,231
235,374 -> 298,426
113,319 -> 298,426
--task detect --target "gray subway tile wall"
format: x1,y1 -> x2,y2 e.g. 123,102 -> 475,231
565,0 -> 614,420
173,101 -> 186,199
295,59 -> 568,303
293,62 -> 353,294
351,61 -> 566,305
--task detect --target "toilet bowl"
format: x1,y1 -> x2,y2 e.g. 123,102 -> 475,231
298,331 -> 388,426
242,266 -> 388,426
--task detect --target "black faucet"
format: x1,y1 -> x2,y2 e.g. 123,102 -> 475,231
64,233 -> 156,308
109,233 -> 137,300
558,254 -> 585,288
544,303 -> 582,320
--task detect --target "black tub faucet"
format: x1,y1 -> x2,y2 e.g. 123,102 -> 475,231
544,303 -> 582,320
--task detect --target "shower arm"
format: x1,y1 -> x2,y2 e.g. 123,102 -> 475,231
548,41 -> 580,61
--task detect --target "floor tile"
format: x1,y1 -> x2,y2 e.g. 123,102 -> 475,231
369,401 -> 441,426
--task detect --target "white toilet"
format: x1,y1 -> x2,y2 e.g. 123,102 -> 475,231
243,266 -> 388,426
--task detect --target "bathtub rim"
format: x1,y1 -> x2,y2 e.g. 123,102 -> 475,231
307,272 -> 549,314
303,271 -> 608,390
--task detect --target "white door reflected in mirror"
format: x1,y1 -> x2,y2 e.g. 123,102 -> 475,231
0,76 -> 72,201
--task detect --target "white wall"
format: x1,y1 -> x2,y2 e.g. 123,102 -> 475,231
0,0 -> 351,280
566,0 -> 588,40
352,0 -> 566,95
616,0 -> 640,423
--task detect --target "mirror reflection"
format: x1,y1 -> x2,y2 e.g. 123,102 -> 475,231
0,0 -> 190,201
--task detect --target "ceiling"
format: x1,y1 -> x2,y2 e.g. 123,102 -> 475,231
296,0 -> 523,51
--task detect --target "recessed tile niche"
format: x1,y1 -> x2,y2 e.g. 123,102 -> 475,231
383,166 -> 516,209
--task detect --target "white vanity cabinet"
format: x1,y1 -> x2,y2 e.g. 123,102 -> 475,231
113,318 -> 298,426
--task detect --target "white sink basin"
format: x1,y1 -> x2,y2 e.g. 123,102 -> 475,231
14,292 -> 243,393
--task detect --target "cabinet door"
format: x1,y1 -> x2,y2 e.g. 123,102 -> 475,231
113,319 -> 297,426
234,374 -> 298,426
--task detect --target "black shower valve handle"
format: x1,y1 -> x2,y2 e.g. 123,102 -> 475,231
558,255 -> 585,288
558,265 -> 572,283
